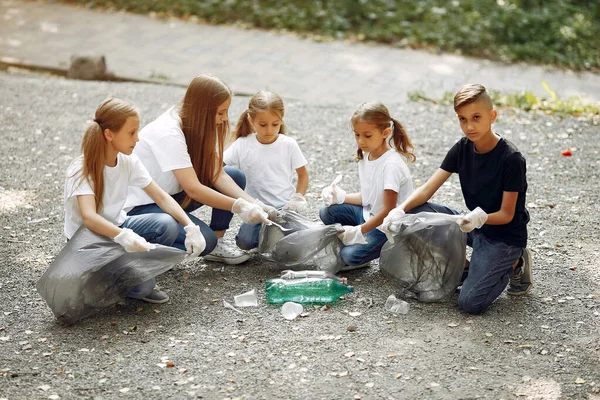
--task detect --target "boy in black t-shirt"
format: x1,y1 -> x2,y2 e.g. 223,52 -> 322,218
389,83 -> 531,314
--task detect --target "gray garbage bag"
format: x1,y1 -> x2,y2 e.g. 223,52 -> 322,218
258,211 -> 345,273
36,227 -> 186,325
379,212 -> 466,302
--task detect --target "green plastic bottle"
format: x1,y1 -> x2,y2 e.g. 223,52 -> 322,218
265,277 -> 354,305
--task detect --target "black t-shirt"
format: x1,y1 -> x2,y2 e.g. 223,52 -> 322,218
440,137 -> 529,247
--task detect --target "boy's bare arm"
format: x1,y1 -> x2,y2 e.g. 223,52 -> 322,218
400,168 -> 452,211
485,191 -> 518,225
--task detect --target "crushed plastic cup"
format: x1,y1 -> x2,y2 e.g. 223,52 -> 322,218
384,294 -> 410,315
234,289 -> 258,307
281,302 -> 303,320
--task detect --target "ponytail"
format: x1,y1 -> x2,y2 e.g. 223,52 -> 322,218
79,121 -> 107,212
233,109 -> 254,139
389,117 -> 416,163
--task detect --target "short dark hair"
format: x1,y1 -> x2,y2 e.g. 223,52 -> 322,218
454,83 -> 493,111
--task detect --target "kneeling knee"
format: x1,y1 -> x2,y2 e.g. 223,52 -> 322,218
457,296 -> 486,315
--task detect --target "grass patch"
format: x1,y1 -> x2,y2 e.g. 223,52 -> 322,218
62,0 -> 600,71
408,82 -> 600,120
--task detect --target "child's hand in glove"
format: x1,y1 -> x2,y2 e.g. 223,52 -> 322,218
457,207 -> 488,233
114,228 -> 157,252
338,225 -> 368,246
184,224 -> 206,257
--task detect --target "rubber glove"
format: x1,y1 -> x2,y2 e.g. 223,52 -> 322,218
184,224 -> 206,258
457,207 -> 488,233
380,207 -> 406,244
321,175 -> 346,206
338,225 -> 368,246
282,193 -> 308,213
114,228 -> 156,252
254,199 -> 280,220
232,198 -> 269,224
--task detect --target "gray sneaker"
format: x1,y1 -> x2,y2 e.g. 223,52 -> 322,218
507,248 -> 533,296
203,239 -> 250,265
340,262 -> 370,272
140,289 -> 170,304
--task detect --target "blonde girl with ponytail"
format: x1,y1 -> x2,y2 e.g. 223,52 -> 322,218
65,98 -> 206,303
319,101 -> 416,270
224,91 -> 309,250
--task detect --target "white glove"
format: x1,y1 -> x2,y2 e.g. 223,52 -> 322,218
114,228 -> 156,252
254,199 -> 280,220
321,175 -> 346,206
232,198 -> 269,224
337,225 -> 368,246
457,207 -> 488,233
282,193 -> 307,213
380,207 -> 406,244
184,224 -> 206,258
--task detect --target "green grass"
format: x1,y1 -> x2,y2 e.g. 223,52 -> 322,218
62,0 -> 600,71
408,82 -> 600,119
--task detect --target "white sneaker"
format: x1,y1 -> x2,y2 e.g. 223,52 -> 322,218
203,239 -> 250,265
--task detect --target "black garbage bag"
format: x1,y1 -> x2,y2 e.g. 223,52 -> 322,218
258,211 -> 345,273
380,212 -> 466,302
36,227 -> 186,325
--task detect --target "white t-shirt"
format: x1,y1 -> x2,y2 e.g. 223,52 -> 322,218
358,149 -> 413,227
223,134 -> 308,208
64,153 -> 153,239
125,107 -> 193,209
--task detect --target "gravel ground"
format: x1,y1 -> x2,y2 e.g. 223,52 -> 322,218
0,69 -> 599,400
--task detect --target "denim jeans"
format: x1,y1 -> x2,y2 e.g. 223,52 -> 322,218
236,222 -> 262,250
319,204 -> 388,266
127,166 -> 246,256
120,212 -> 180,298
407,202 -> 524,314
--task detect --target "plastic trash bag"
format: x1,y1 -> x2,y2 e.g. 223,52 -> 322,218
36,227 -> 186,325
258,211 -> 345,273
379,212 -> 466,302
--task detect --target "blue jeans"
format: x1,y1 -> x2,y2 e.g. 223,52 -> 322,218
319,204 -> 388,266
408,202 -> 524,314
120,213 -> 180,298
236,222 -> 262,250
127,166 -> 246,256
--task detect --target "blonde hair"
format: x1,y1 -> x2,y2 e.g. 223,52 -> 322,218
76,98 -> 138,212
351,102 -> 416,163
179,74 -> 232,208
233,90 -> 286,139
454,83 -> 493,111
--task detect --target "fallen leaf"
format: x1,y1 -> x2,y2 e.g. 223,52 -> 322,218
166,361 -> 175,368
344,352 -> 355,358
561,149 -> 572,156
574,377 -> 586,384
321,304 -> 330,311
153,309 -> 161,314
447,322 -> 459,328
182,272 -> 190,280
136,307 -> 143,312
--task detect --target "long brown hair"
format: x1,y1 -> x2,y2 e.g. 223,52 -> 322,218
179,74 -> 232,208
233,90 -> 286,139
77,98 -> 138,212
350,102 -> 416,163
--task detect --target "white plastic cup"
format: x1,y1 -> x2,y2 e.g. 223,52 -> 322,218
234,289 -> 258,307
384,294 -> 410,315
281,302 -> 304,320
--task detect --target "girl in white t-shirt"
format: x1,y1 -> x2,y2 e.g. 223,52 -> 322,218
320,102 -> 416,269
125,74 -> 271,265
65,98 -> 206,304
224,91 -> 309,250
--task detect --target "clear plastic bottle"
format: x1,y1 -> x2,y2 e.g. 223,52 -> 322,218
384,294 -> 410,315
265,277 -> 354,305
280,270 -> 347,285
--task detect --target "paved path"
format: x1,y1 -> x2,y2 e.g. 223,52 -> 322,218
2,0 -> 600,105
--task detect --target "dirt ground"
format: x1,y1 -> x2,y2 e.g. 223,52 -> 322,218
0,70 -> 599,399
